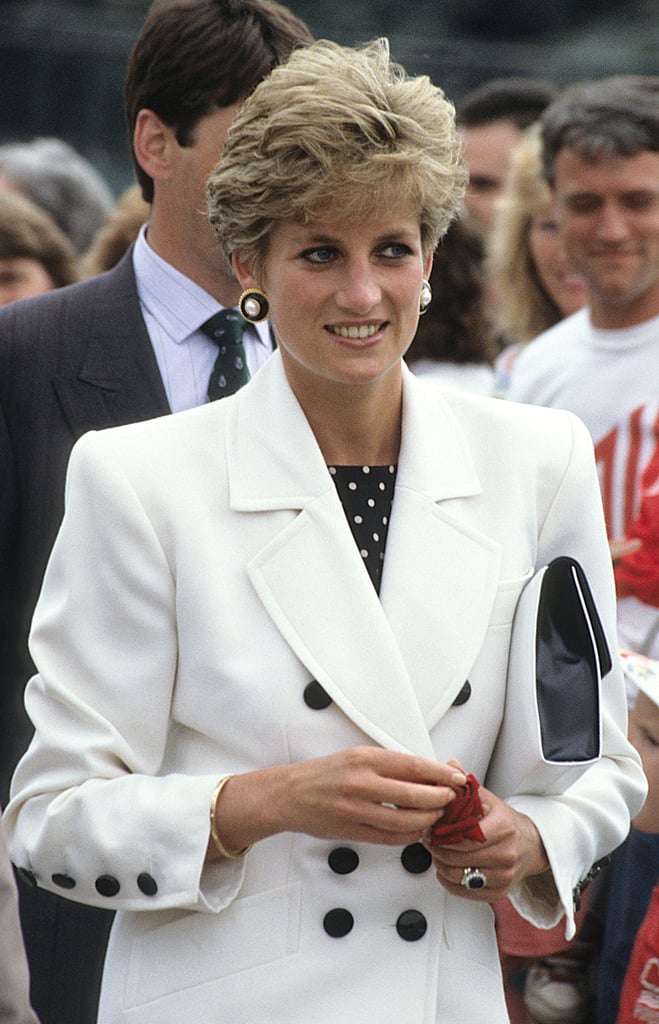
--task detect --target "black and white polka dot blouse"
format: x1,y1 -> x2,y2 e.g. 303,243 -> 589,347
328,464 -> 397,594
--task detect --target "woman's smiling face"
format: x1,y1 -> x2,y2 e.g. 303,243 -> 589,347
234,204 -> 431,401
528,202 -> 588,318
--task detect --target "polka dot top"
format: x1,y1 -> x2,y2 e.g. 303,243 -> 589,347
328,464 -> 397,594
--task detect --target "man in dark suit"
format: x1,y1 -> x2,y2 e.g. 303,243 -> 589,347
0,808 -> 38,1024
0,2 -> 312,1022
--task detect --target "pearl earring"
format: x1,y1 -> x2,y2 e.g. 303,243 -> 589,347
239,288 -> 270,323
419,279 -> 432,315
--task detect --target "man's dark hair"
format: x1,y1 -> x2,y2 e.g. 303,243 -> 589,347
456,78 -> 558,132
540,76 -> 659,186
125,0 -> 313,201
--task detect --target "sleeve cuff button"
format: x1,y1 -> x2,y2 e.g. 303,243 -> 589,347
52,873 -> 76,890
137,872 -> 158,896
95,875 -> 120,897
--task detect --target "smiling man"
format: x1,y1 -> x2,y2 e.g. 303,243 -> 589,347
507,76 -> 659,663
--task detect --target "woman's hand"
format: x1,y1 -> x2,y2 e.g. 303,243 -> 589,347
426,782 -> 550,902
207,747 -> 467,860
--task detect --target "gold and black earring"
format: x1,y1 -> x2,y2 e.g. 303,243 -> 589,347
419,279 -> 432,315
239,288 -> 270,323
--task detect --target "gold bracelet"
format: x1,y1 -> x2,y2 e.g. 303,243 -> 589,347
209,776 -> 252,859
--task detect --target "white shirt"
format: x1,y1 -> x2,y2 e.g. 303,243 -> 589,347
133,225 -> 273,412
410,358 -> 496,397
507,308 -> 659,655
507,308 -> 659,542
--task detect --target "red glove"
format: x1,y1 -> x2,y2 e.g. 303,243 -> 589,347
429,773 -> 486,846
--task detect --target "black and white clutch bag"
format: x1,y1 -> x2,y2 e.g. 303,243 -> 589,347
486,556 -> 612,799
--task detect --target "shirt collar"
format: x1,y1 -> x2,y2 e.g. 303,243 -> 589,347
133,224 -> 270,347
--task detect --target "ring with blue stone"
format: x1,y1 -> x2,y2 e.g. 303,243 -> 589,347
461,867 -> 488,891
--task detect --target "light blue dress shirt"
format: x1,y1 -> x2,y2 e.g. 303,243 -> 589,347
133,225 -> 273,412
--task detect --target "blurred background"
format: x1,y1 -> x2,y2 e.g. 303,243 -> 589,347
0,0 -> 657,195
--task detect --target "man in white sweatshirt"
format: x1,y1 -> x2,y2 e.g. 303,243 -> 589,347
508,75 -> 659,659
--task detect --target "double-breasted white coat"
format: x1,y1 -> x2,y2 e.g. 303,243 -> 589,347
6,353 -> 646,1023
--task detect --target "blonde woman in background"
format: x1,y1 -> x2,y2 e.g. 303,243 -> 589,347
489,123 -> 587,397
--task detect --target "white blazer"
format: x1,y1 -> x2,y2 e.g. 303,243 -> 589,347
6,353 -> 646,1024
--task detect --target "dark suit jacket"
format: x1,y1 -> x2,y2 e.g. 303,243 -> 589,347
0,248 -> 170,1024
0,808 -> 38,1024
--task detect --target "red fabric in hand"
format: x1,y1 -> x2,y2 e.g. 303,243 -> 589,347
429,773 -> 486,846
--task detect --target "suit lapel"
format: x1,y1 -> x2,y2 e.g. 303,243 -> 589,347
229,357 -> 501,753
53,252 -> 170,437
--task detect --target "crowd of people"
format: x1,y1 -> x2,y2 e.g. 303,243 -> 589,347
0,2 -> 657,1024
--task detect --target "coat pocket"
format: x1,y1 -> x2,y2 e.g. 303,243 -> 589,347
124,881 -> 301,1010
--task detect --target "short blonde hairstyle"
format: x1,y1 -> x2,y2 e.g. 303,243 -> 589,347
207,38 -> 466,278
487,124 -> 563,345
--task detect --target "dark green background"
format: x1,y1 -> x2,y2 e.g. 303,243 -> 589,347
0,0 -> 656,194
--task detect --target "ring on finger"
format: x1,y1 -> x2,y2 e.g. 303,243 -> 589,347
461,867 -> 488,891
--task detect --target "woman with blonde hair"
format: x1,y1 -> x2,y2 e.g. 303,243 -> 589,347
6,39 -> 644,1023
489,123 -> 587,396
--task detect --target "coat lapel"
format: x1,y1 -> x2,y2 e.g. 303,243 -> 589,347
379,373 -> 502,732
229,356 -> 501,753
53,252 -> 170,437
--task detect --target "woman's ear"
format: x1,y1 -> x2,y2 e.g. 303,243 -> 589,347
423,250 -> 434,280
231,252 -> 258,292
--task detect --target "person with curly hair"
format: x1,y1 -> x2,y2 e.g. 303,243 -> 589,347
405,214 -> 499,395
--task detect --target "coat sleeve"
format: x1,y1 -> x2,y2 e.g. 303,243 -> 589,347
4,429 -> 247,915
501,413 -> 647,938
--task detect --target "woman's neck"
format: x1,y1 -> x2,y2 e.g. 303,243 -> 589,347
320,419 -> 402,467
293,376 -> 403,466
